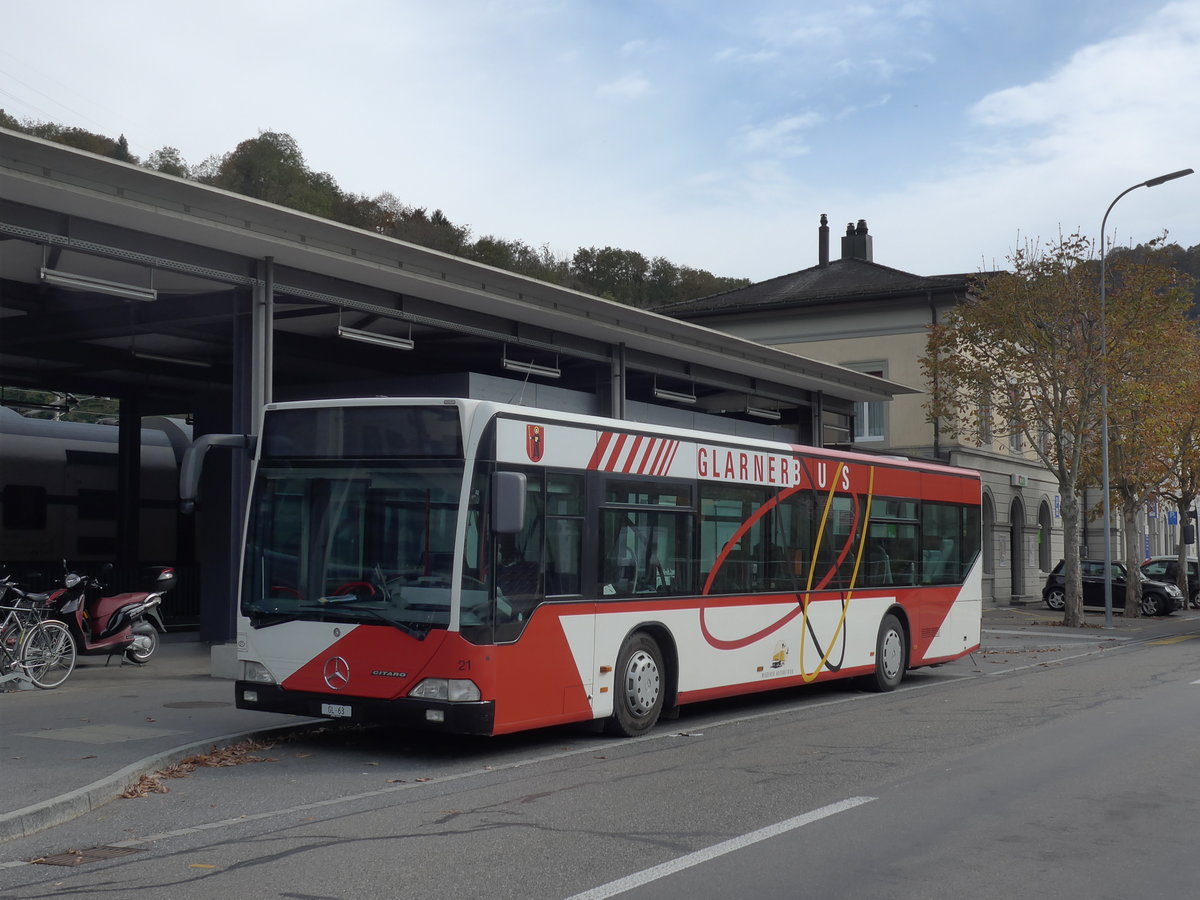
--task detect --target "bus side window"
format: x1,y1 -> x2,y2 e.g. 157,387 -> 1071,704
699,484 -> 766,594
602,512 -> 640,596
865,521 -> 918,586
921,502 -> 963,585
545,473 -> 583,596
496,472 -> 545,619
601,509 -> 691,597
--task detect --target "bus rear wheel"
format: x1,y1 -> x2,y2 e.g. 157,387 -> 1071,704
606,632 -> 664,737
863,613 -> 906,692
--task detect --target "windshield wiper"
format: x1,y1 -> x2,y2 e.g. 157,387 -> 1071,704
306,600 -> 428,641
244,601 -> 302,629
248,612 -> 297,628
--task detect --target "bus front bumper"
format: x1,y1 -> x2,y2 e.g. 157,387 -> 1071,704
235,681 -> 496,735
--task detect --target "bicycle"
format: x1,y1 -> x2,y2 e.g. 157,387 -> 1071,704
1,577 -> 77,690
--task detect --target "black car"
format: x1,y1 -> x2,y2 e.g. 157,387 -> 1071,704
1042,559 -> 1182,616
1141,556 -> 1200,609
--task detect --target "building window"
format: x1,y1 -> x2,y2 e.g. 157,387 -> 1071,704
1038,501 -> 1053,571
978,390 -> 993,446
843,362 -> 885,442
982,493 -> 995,576
1007,409 -> 1025,454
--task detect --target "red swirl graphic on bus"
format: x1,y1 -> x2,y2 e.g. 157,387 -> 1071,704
698,462 -> 872,679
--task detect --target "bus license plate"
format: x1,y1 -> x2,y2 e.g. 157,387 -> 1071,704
321,703 -> 352,718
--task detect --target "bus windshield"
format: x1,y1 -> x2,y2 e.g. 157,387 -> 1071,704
240,461 -> 479,635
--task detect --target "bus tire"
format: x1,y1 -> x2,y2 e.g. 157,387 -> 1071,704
864,613 -> 906,692
606,632 -> 665,737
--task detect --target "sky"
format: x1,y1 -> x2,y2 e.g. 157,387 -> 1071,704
1,0 -> 1198,282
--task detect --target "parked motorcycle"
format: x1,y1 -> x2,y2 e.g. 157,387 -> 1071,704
45,562 -> 173,664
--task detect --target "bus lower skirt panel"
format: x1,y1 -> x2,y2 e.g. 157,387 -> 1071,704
234,681 -> 496,734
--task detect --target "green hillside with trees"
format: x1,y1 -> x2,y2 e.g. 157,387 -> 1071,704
0,114 -> 752,309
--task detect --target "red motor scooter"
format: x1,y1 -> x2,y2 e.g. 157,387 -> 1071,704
45,562 -> 173,665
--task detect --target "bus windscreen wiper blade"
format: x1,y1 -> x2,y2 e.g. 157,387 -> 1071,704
310,600 -> 428,640
248,612 -> 298,628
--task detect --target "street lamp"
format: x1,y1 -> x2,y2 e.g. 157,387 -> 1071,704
1100,168 -> 1193,627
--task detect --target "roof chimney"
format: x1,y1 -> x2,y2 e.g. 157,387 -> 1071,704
818,213 -> 829,267
841,219 -> 873,261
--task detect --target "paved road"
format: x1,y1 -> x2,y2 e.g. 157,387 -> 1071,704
1,605 -> 1196,898
2,605 -> 1197,844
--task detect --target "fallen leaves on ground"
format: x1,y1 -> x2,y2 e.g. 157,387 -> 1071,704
122,738 -> 278,798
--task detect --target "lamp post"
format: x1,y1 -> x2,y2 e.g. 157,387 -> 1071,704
1100,168 -> 1193,628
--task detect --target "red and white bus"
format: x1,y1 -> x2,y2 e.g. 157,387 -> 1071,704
234,398 -> 982,736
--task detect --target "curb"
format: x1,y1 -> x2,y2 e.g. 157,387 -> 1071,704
0,720 -> 323,845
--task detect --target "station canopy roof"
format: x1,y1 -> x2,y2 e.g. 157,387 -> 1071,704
0,127 -> 911,421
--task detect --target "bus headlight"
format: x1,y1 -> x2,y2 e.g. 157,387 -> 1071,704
409,678 -> 481,702
243,660 -> 276,684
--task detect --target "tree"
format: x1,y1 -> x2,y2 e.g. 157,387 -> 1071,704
201,131 -> 343,219
571,246 -> 649,306
146,146 -> 190,178
673,265 -> 751,304
1092,243 -> 1196,616
111,134 -> 136,163
374,197 -> 471,256
1151,327 -> 1200,608
923,233 -> 1106,627
6,116 -> 755,305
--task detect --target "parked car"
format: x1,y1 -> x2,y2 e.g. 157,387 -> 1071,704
1042,559 -> 1182,616
1141,555 -> 1200,609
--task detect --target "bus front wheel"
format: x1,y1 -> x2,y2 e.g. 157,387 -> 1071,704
606,632 -> 664,737
863,613 -> 906,692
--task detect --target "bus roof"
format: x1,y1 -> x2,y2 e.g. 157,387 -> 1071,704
261,397 -> 981,481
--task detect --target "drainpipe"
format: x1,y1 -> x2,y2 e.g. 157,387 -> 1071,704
929,290 -> 942,459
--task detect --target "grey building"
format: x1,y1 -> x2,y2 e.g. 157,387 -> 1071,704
656,215 -> 1062,605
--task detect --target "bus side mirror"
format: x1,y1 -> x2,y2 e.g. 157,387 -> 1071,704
179,433 -> 258,514
492,471 -> 527,534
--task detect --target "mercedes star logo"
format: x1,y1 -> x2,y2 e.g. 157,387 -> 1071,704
323,656 -> 350,690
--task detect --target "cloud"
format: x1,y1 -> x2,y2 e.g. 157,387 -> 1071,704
735,112 -> 823,157
596,73 -> 652,100
620,39 -> 661,57
970,1 -> 1200,142
868,2 -> 1200,275
713,46 -> 781,65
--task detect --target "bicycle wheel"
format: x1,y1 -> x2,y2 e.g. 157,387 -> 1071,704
20,620 -> 76,689
0,620 -> 20,664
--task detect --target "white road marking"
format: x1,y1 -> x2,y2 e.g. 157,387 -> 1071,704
564,797 -> 876,900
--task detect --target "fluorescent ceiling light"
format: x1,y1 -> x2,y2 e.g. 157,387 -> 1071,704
131,351 -> 212,369
41,267 -> 157,302
653,383 -> 697,405
337,324 -> 414,351
744,405 -> 781,421
502,354 -> 560,379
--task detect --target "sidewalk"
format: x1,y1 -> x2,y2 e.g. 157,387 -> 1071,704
3,607 -> 1199,844
0,636 -> 318,843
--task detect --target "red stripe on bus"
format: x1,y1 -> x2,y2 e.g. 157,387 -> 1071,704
656,439 -> 679,476
700,602 -> 805,650
588,432 -> 615,470
636,438 -> 659,474
648,439 -> 669,475
605,433 -> 629,470
622,436 -> 644,473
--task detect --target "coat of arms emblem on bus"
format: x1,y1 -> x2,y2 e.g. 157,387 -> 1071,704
526,424 -> 544,462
